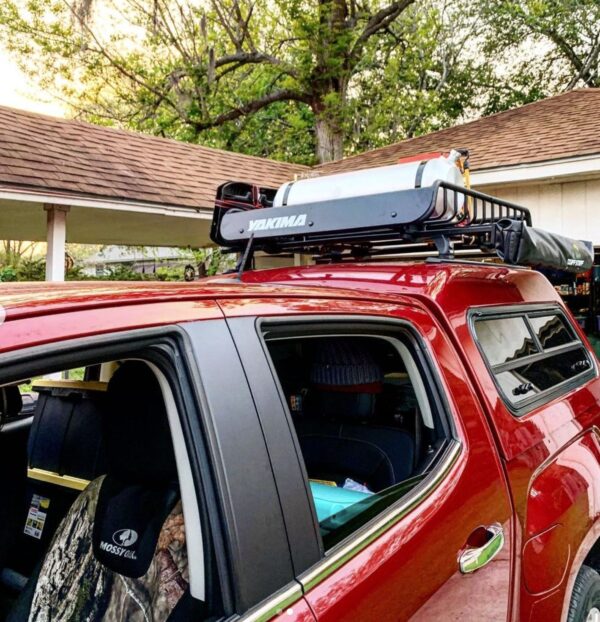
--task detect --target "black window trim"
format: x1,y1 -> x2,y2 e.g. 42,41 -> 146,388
469,303 -> 597,415
254,315 -> 462,591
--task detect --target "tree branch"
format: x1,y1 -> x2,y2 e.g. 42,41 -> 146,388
191,88 -> 309,130
214,51 -> 299,78
350,0 -> 416,64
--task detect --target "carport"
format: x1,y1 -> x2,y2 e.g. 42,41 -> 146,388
0,106 -> 305,280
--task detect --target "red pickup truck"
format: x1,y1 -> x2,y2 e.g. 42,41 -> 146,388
0,180 -> 599,622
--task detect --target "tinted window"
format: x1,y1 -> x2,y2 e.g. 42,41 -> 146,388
529,314 -> 575,349
473,317 -> 538,366
496,347 -> 591,404
474,309 -> 594,410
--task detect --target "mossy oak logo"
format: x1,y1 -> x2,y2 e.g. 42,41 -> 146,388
113,528 -> 138,547
248,214 -> 307,232
99,528 -> 139,559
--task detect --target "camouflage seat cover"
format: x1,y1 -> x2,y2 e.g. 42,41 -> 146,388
28,476 -> 188,622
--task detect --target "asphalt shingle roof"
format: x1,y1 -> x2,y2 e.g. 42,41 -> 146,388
316,89 -> 600,176
1,89 -> 599,207
0,106 -> 307,209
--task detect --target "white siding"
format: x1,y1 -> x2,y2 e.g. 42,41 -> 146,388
479,178 -> 600,246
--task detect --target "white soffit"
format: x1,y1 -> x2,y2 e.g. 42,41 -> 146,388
0,186 -> 213,220
472,154 -> 600,186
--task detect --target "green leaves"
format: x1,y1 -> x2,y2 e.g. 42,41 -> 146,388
0,0 -> 597,164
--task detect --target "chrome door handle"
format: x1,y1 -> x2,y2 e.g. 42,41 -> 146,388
459,524 -> 504,574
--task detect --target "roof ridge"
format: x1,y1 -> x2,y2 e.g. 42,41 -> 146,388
315,88 -> 599,170
0,103 -> 309,171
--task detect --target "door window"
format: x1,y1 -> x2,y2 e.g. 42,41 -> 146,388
0,350 -> 217,621
264,331 -> 451,551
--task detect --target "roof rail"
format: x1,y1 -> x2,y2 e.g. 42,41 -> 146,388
210,180 -> 593,273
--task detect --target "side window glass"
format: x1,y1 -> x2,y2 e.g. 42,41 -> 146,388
474,309 -> 594,410
264,333 -> 451,551
473,317 -> 538,366
529,314 -> 575,349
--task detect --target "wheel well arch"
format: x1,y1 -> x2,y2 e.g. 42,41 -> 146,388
583,537 -> 600,573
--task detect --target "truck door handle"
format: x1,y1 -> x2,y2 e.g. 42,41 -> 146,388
459,524 -> 504,574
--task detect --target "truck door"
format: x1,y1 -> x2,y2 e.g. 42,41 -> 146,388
223,297 -> 514,621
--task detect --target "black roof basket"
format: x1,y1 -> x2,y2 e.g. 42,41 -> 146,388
210,180 -> 593,273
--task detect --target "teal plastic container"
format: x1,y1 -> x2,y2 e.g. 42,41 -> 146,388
309,481 -> 371,523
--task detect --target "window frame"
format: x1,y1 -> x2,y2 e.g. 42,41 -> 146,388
469,304 -> 597,415
255,315 -> 460,580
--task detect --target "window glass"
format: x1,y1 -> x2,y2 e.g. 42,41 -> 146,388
265,333 -> 448,550
473,317 -> 538,366
529,314 -> 575,349
473,309 -> 594,410
496,347 -> 591,405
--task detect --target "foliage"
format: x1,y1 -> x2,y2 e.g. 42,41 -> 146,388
154,266 -> 185,281
0,241 -> 37,268
0,0 -> 487,163
0,259 -> 45,281
17,258 -> 46,281
66,263 -> 87,280
1,1 -> 597,163
103,263 -> 144,281
189,247 -> 234,276
477,0 -> 600,113
0,266 -> 17,282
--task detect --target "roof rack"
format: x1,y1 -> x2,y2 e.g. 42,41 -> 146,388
210,180 -> 593,273
212,180 -> 530,257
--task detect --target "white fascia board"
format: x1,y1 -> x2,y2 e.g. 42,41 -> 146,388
471,153 -> 600,186
0,186 -> 213,220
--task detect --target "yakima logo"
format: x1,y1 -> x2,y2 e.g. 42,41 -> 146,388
248,214 -> 307,232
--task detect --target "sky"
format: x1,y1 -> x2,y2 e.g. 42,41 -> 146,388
0,43 -> 65,117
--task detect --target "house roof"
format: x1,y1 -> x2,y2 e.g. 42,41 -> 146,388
1,89 -> 599,214
316,89 -> 600,176
0,105 -> 307,209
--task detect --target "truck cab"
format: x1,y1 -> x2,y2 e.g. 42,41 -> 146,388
0,177 -> 599,622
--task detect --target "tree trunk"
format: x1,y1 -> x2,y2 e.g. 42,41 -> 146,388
315,115 -> 344,163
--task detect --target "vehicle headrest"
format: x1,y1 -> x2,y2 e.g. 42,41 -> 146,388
92,476 -> 179,578
0,385 -> 22,419
309,340 -> 382,420
105,361 -> 177,485
310,340 -> 383,393
28,384 -> 107,480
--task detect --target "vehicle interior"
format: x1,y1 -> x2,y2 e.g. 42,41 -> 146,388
0,359 -> 204,622
265,334 -> 450,549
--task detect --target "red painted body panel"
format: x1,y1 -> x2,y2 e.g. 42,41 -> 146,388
3,261 -> 600,621
236,264 -> 600,621
221,296 -> 514,621
271,598 -> 316,621
0,300 -> 224,353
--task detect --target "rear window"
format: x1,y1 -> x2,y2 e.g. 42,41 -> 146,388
528,314 -> 574,349
473,317 -> 538,366
473,309 -> 594,411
